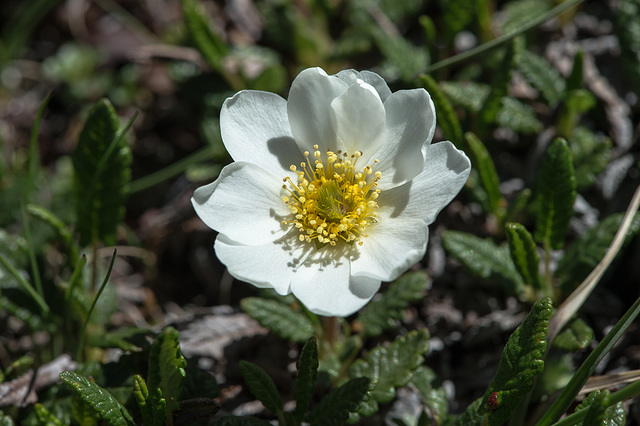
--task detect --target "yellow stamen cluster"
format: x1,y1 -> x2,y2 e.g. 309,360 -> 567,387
281,145 -> 381,247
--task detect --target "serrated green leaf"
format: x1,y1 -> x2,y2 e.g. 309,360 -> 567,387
373,28 -> 428,82
147,327 -> 186,415
442,230 -> 524,293
241,297 -> 313,343
466,133 -> 503,215
72,98 -> 132,246
575,390 -> 625,426
440,81 -> 490,112
183,357 -> 220,400
133,375 -> 164,426
556,213 -> 640,290
481,40 -> 519,126
505,223 -> 542,290
538,295 -> 640,425
570,127 -> 611,189
410,366 -> 448,424
295,337 -> 319,421
453,398 -> 484,426
420,75 -> 463,147
239,361 -> 283,416
35,403 -> 66,426
554,317 -> 593,351
349,330 -> 430,416
356,271 -> 430,337
517,49 -> 565,106
496,97 -> 543,134
480,297 -> 552,425
307,377 -> 371,425
534,138 -> 576,250
59,371 -> 134,426
499,0 -> 551,35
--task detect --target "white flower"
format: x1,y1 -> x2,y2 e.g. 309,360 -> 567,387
192,67 -> 471,317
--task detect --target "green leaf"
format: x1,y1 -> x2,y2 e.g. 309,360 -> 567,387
517,49 -> 565,106
147,327 -> 187,415
181,0 -> 228,72
349,329 -> 430,416
553,317 -> 593,351
532,353 -> 574,401
420,75 -> 463,147
442,230 -> 524,294
356,271 -> 430,337
537,295 -> 640,425
238,361 -> 283,416
373,28 -> 428,83
453,398 -> 484,426
499,0 -> 552,35
295,337 -> 319,421
307,377 -> 372,425
566,50 -> 584,93
133,375 -> 165,426
465,133 -> 503,215
496,97 -> 543,134
240,297 -> 313,343
26,204 -> 78,264
71,395 -> 100,426
35,403 -> 66,426
570,127 -> 611,189
440,81 -> 490,112
480,39 -> 519,126
480,297 -> 552,425
505,223 -> 542,290
440,0 -> 476,41
556,213 -> 640,290
72,98 -> 132,246
59,371 -> 134,426
0,411 -> 14,426
575,390 -> 625,426
534,138 -> 576,250
410,366 -> 448,424
213,416 -> 272,426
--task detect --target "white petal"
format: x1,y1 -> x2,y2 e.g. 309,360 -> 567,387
378,141 -> 471,225
330,80 -> 386,157
221,90 -> 302,172
291,260 -> 381,316
192,162 -> 290,245
351,219 -> 428,282
287,67 -> 348,153
335,69 -> 392,102
214,233 -> 295,295
374,89 -> 437,189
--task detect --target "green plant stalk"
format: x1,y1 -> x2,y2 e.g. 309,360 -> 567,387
551,379 -> 640,426
129,145 -> 216,193
536,293 -> 640,425
27,91 -> 51,201
424,0 -> 585,73
20,201 -> 45,304
64,254 -> 87,348
0,253 -> 49,315
76,249 -> 117,361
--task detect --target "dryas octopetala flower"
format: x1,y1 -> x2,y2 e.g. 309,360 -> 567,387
192,67 -> 471,317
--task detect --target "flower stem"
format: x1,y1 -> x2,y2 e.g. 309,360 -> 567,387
322,316 -> 338,350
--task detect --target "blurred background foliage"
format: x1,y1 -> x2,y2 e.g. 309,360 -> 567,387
1,0 -> 640,424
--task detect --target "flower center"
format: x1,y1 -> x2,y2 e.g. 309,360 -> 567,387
281,145 -> 381,247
